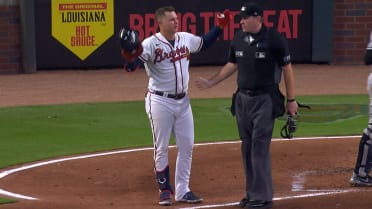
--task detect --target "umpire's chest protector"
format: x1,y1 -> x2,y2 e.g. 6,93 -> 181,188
233,28 -> 277,89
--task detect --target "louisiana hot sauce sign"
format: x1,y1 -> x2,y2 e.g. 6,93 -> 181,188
51,0 -> 114,60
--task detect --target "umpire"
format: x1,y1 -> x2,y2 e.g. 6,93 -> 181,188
196,2 -> 298,209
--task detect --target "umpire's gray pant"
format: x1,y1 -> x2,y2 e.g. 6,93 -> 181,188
235,92 -> 274,202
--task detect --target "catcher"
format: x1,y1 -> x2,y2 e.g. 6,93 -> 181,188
350,30 -> 372,186
119,6 -> 231,206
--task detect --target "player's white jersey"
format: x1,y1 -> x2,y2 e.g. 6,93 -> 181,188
138,32 -> 203,94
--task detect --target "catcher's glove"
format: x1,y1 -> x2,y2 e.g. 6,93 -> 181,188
119,27 -> 143,61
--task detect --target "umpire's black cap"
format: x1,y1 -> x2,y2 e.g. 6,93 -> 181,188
239,2 -> 263,18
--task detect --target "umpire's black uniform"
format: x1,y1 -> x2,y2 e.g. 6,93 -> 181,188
229,24 -> 291,203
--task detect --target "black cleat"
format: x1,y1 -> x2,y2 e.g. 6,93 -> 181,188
246,200 -> 273,209
178,191 -> 203,204
350,172 -> 372,187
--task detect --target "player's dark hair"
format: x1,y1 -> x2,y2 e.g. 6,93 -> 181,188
155,6 -> 176,20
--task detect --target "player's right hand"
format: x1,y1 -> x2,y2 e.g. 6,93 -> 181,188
123,58 -> 143,73
119,27 -> 143,62
121,46 -> 143,62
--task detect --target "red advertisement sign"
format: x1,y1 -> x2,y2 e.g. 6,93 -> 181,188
34,0 -> 313,69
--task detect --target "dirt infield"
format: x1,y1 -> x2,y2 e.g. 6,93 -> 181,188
0,64 -> 369,107
0,64 -> 371,209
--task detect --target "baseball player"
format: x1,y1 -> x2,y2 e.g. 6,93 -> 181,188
196,2 -> 298,209
119,6 -> 231,206
350,30 -> 372,186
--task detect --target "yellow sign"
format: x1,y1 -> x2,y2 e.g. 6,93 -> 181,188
51,0 -> 114,60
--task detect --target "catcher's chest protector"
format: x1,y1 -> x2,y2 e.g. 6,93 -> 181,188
366,50 -> 372,65
366,31 -> 372,65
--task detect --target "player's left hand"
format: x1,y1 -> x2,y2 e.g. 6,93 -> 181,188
215,9 -> 232,28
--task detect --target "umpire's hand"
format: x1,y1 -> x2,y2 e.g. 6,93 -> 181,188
195,77 -> 213,90
286,100 -> 298,116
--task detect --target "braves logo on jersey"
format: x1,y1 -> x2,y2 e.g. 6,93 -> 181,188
139,32 -> 202,93
154,45 -> 190,64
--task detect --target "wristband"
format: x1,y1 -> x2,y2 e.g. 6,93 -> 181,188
287,98 -> 296,103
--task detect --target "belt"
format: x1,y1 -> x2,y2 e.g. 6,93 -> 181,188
238,88 -> 270,96
151,90 -> 186,100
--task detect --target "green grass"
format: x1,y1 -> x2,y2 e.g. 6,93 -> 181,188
0,197 -> 16,204
0,94 -> 368,169
0,102 -> 152,168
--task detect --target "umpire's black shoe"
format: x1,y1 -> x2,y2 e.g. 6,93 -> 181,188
238,196 -> 249,208
246,200 -> 273,209
350,172 -> 372,187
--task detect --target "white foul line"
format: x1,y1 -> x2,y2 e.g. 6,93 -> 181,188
0,147 -> 153,200
178,189 -> 360,209
0,135 -> 359,201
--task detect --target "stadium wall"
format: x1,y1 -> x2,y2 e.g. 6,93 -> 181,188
0,0 -> 371,74
333,0 -> 372,64
0,0 -> 21,73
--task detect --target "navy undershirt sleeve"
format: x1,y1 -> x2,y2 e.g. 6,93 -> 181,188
201,26 -> 223,51
125,58 -> 144,72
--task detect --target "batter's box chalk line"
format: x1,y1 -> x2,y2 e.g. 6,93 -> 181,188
178,189 -> 360,209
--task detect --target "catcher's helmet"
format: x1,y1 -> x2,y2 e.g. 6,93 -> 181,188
119,27 -> 141,53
